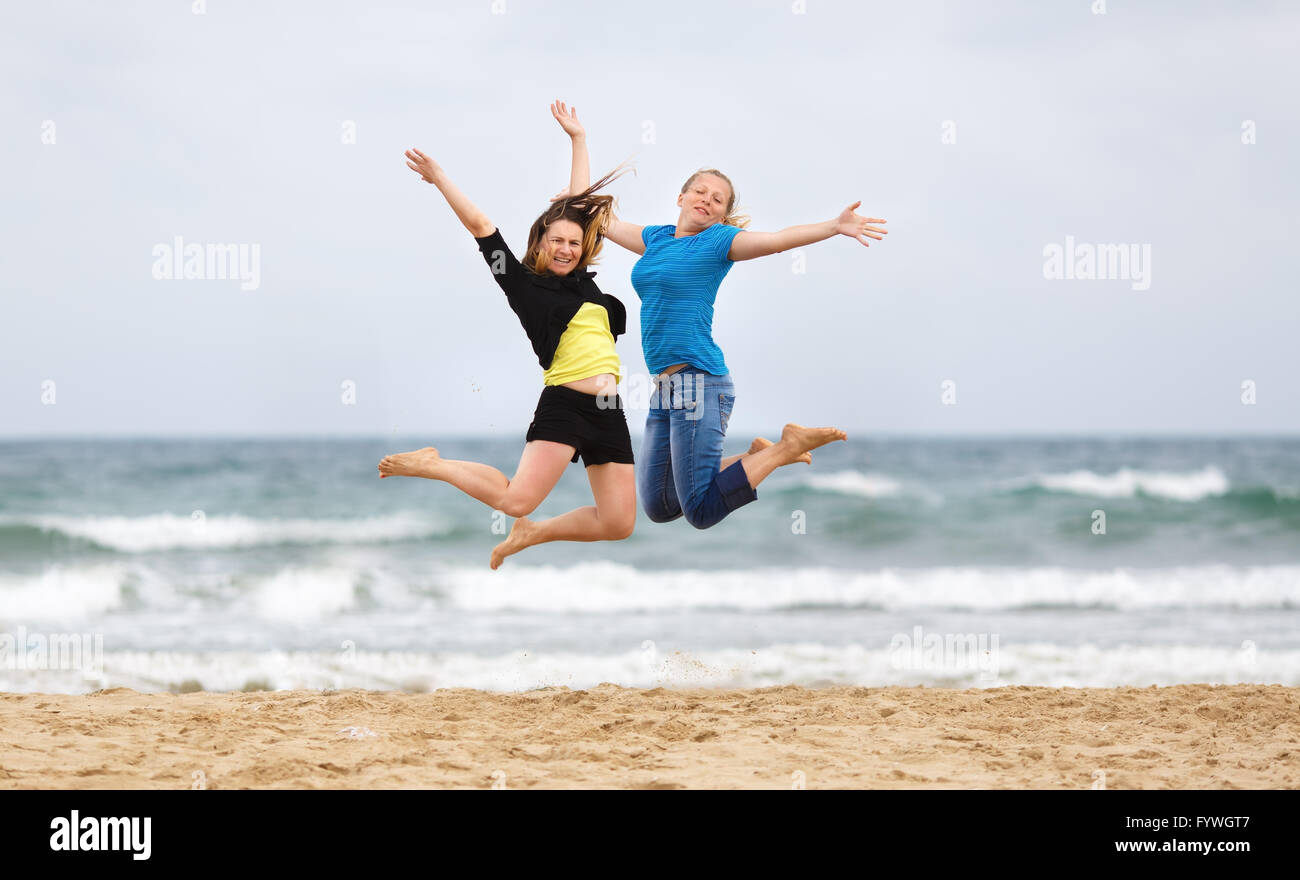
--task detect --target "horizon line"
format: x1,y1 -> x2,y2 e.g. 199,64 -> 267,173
3,430 -> 1299,441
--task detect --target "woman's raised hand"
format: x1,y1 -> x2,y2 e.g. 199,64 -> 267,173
835,201 -> 888,247
405,148 -> 443,184
550,100 -> 585,139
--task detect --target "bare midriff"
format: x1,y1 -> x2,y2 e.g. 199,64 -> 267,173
562,373 -> 619,397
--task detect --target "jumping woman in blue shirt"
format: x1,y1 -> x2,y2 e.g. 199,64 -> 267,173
553,102 -> 887,529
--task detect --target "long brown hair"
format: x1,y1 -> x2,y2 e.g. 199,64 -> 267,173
681,168 -> 750,229
524,165 -> 630,275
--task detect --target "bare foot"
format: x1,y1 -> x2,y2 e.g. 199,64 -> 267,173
490,516 -> 540,570
750,435 -> 811,465
378,446 -> 442,479
776,424 -> 846,464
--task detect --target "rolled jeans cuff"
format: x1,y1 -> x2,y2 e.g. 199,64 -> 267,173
716,460 -> 757,511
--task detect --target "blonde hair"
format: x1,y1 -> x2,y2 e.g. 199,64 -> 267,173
524,165 -> 630,275
681,168 -> 750,229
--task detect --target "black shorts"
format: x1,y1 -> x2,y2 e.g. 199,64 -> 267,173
525,384 -> 634,467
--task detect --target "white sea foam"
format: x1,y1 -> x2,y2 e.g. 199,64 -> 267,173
13,512 -> 449,552
802,470 -> 904,498
1031,466 -> 1230,501
0,564 -> 127,619
250,566 -> 360,621
440,562 -> 1300,613
4,562 -> 1296,621
0,562 -> 396,622
3,642 -> 1296,694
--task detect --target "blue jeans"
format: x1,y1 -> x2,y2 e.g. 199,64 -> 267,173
638,368 -> 758,529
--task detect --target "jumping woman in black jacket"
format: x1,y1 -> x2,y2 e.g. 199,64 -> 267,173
379,134 -> 634,570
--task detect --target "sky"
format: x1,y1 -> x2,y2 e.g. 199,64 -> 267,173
2,0 -> 1297,438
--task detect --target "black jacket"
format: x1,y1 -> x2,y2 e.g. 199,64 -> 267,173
474,228 -> 627,370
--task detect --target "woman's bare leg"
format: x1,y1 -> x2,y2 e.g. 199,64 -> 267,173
720,436 -> 812,471
738,424 -> 846,490
378,442 -> 574,514
490,462 -> 635,569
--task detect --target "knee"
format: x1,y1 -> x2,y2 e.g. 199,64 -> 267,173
499,497 -> 538,518
604,515 -> 636,541
681,508 -> 711,530
681,499 -> 717,530
641,498 -> 679,524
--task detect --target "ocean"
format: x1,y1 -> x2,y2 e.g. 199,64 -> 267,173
1,436 -> 1297,693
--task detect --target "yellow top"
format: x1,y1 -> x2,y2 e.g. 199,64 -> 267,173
543,302 -> 623,386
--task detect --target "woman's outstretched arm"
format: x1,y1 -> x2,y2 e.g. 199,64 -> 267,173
551,102 -> 645,255
727,201 -> 887,261
405,147 -> 495,238
603,212 -> 646,256
551,100 -> 590,194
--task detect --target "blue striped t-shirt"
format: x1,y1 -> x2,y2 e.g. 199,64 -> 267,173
630,222 -> 744,376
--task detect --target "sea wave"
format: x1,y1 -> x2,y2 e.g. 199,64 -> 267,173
441,562 -> 1300,613
5,562 -> 1298,622
1,512 -> 451,552
0,564 -> 130,618
1,642 -> 1294,694
798,470 -> 905,499
1026,466 -> 1230,501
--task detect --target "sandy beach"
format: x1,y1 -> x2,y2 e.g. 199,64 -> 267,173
1,683 -> 1296,789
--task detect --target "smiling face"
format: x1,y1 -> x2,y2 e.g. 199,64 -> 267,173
541,219 -> 584,276
676,173 -> 732,231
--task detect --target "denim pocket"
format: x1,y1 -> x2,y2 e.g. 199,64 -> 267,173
718,392 -> 735,434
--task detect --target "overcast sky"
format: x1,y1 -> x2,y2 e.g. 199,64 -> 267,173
3,0 -> 1296,438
